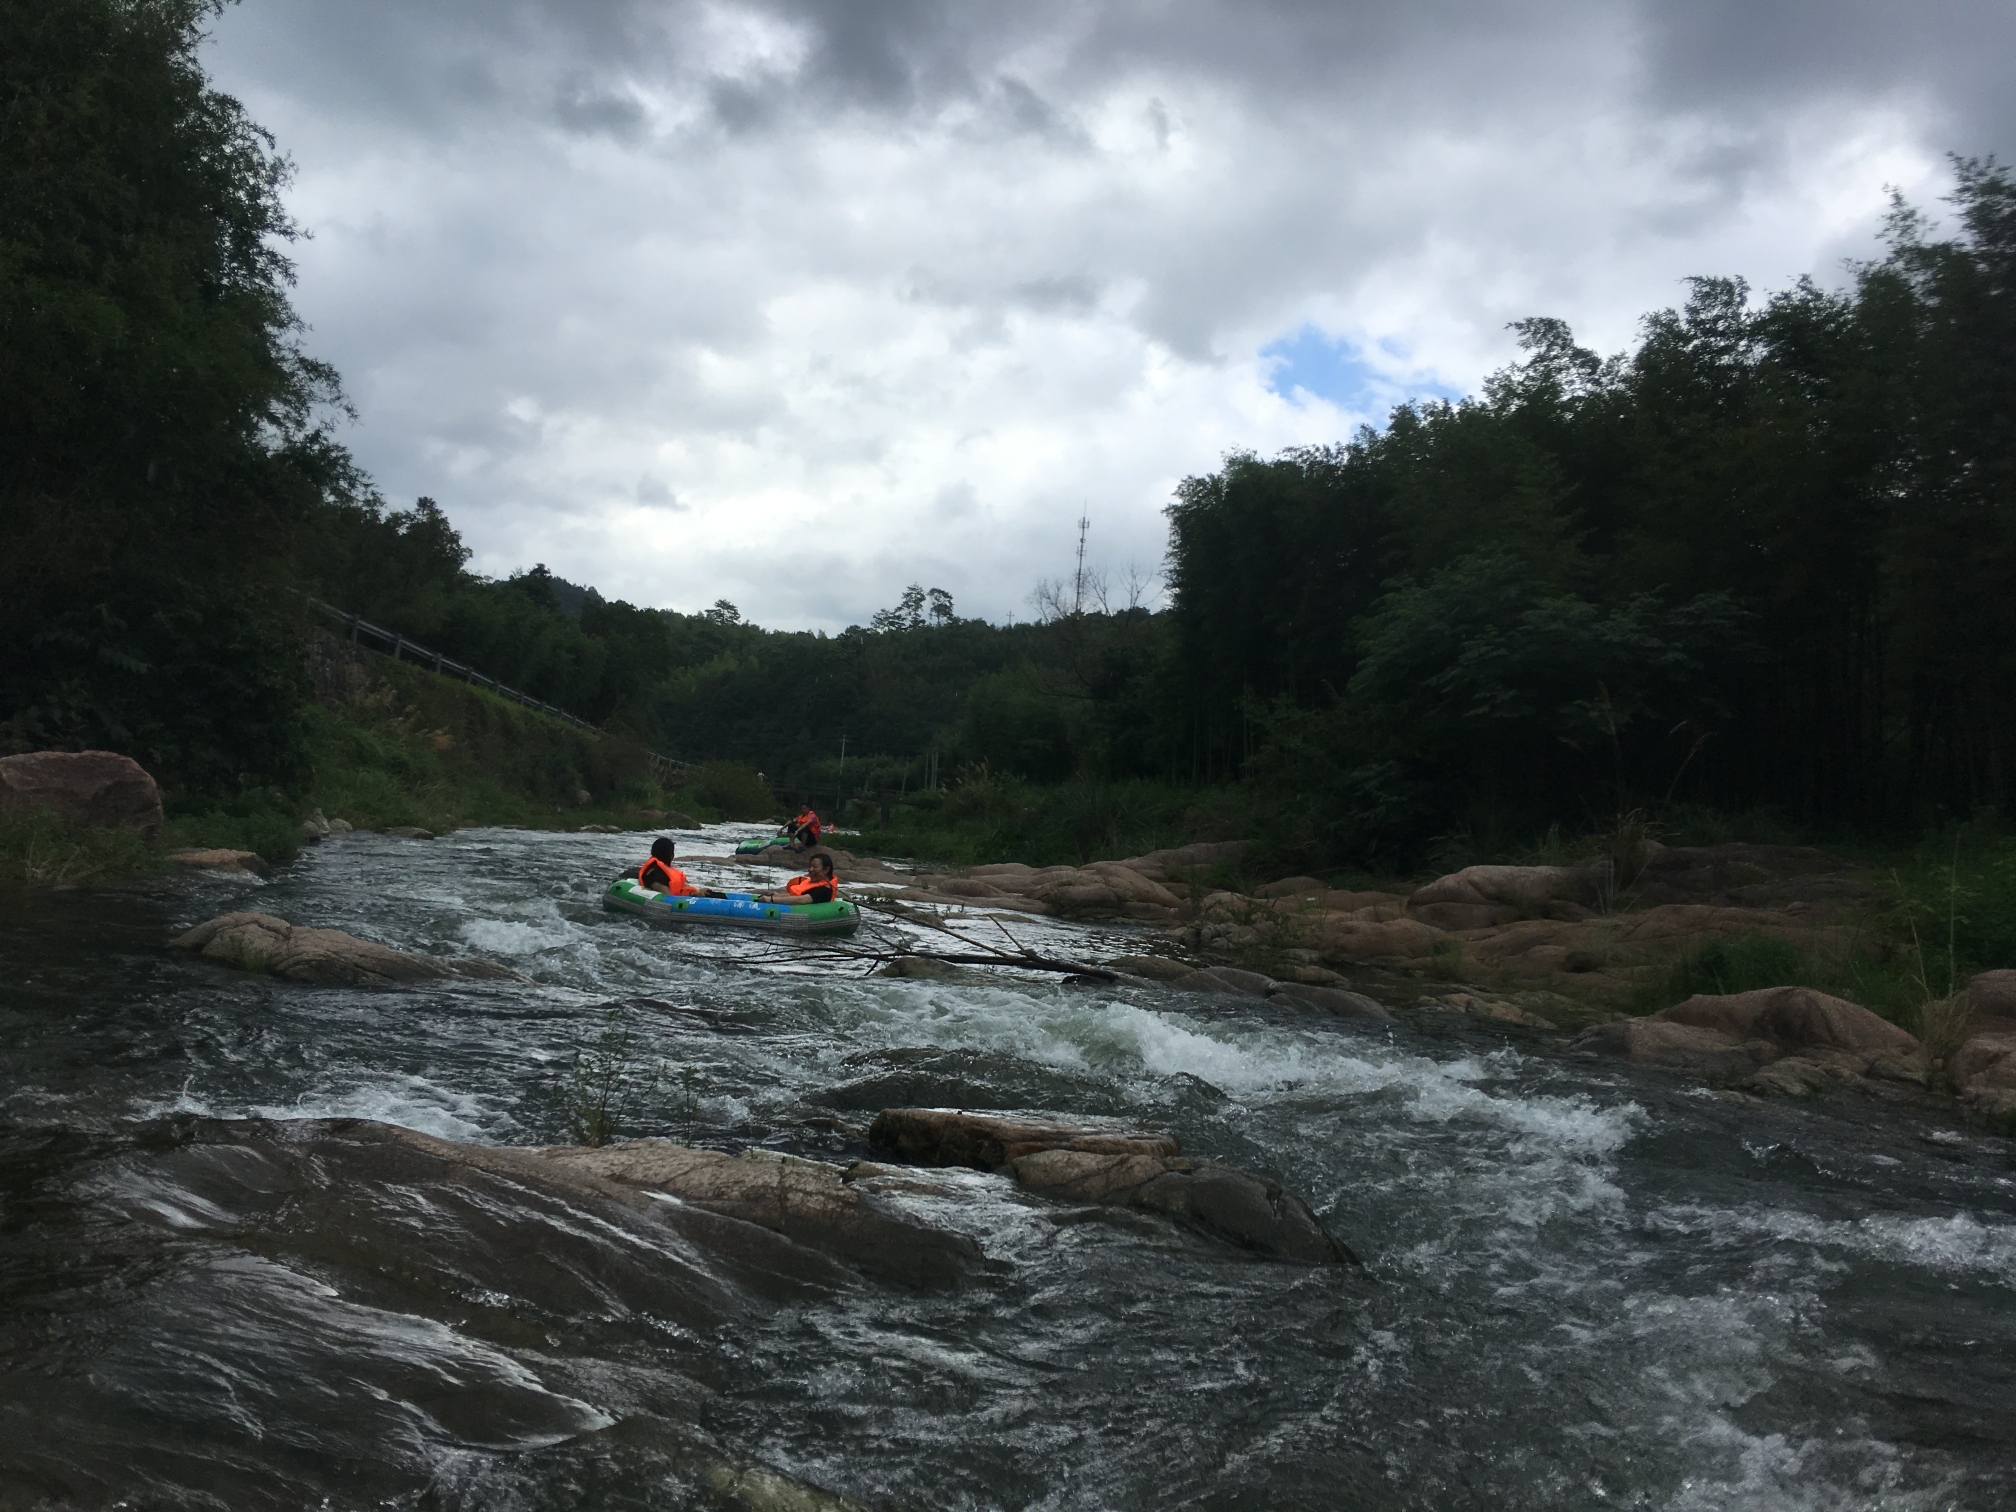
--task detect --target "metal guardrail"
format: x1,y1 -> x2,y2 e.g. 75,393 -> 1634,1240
303,597 -> 691,776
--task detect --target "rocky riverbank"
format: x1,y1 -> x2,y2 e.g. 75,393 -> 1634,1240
749,837 -> 2015,1133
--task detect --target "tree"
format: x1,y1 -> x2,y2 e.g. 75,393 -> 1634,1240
0,0 -> 362,790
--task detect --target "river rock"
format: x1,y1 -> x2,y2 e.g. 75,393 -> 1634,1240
529,1139 -> 982,1287
0,750 -> 163,838
1576,986 -> 1919,1083
1950,1031 -> 2016,1122
1574,1016 -> 1774,1074
1271,983 -> 1393,1021
383,825 -> 435,839
868,1108 -> 1355,1264
1170,965 -> 1277,997
173,911 -> 520,986
1661,986 -> 1918,1056
1253,875 -> 1329,899
1966,970 -> 2016,1023
869,1108 -> 1179,1167
1106,954 -> 1194,981
351,1122 -> 976,1289
169,848 -> 272,877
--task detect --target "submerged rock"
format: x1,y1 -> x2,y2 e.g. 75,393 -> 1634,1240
868,1108 -> 1356,1263
0,749 -> 163,837
173,911 -> 520,986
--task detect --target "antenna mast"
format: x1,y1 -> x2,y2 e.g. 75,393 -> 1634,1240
1073,511 -> 1090,615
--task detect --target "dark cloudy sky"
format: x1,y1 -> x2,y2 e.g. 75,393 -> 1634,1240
203,1 -> 2014,629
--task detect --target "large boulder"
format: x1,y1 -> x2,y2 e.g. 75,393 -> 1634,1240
867,1108 -> 1355,1264
1661,986 -> 1918,1056
1169,965 -> 1276,998
1950,1031 -> 2016,1118
530,1140 -> 982,1287
868,1108 -> 1178,1168
0,750 -> 163,838
371,1123 -> 978,1288
1576,986 -> 1918,1084
1270,982 -> 1393,1021
1573,1016 -> 1776,1075
1406,863 -> 1604,929
173,912 -> 520,986
1966,970 -> 2016,1025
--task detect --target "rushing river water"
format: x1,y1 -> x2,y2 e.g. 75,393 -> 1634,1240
3,825 -> 2013,1510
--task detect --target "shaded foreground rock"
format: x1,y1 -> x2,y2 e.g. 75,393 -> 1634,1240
174,911 -> 521,986
1574,986 -> 1922,1095
317,1119 -> 980,1289
868,1108 -> 1356,1263
0,749 -> 163,837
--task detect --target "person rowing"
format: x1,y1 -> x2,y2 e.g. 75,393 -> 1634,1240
764,851 -> 837,904
637,837 -> 719,897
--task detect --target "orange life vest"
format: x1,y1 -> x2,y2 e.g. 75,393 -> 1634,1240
793,809 -> 821,837
639,858 -> 687,894
786,873 -> 836,902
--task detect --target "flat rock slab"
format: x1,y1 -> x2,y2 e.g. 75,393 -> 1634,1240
174,911 -> 520,986
870,1108 -> 1179,1167
169,848 -> 272,876
329,1120 -> 976,1290
529,1139 -> 983,1288
869,1108 -> 1355,1264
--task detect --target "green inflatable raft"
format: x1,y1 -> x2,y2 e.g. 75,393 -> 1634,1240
603,877 -> 861,936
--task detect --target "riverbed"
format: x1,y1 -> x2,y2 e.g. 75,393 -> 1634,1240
3,825 -> 2012,1509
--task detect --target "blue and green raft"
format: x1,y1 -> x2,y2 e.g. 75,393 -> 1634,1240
603,876 -> 860,935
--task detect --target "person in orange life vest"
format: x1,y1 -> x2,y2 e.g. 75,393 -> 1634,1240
637,837 -> 711,896
765,851 -> 836,904
785,804 -> 822,849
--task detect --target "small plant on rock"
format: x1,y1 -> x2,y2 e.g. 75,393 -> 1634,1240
555,1004 -> 667,1148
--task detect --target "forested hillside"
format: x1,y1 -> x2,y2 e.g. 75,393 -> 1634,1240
4,1 -> 2010,871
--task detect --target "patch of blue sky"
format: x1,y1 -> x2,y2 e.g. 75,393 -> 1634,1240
1262,324 -> 1462,424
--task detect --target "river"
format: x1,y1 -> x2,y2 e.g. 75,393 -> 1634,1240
2,825 -> 2012,1510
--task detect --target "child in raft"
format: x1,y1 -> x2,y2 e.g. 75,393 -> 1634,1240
763,851 -> 838,904
636,837 -> 720,897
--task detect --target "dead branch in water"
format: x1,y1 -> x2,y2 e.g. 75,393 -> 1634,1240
726,898 -> 1125,982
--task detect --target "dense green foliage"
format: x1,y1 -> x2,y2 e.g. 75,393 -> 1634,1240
1,0 -> 363,792
8,0 -> 2014,889
1165,163 -> 2016,864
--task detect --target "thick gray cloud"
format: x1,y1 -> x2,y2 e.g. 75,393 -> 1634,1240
202,0 -> 2006,628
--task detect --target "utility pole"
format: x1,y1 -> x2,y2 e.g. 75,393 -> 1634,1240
1073,511 -> 1090,615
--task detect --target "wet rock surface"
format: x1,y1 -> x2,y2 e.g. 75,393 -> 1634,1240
174,911 -> 520,986
380,1126 -> 984,1288
868,1108 -> 1356,1263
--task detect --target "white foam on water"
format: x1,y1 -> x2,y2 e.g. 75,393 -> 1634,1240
1647,1202 -> 2016,1287
1661,1416 -> 1957,1512
828,981 -> 1643,1162
459,915 -> 581,956
241,1074 -> 509,1144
